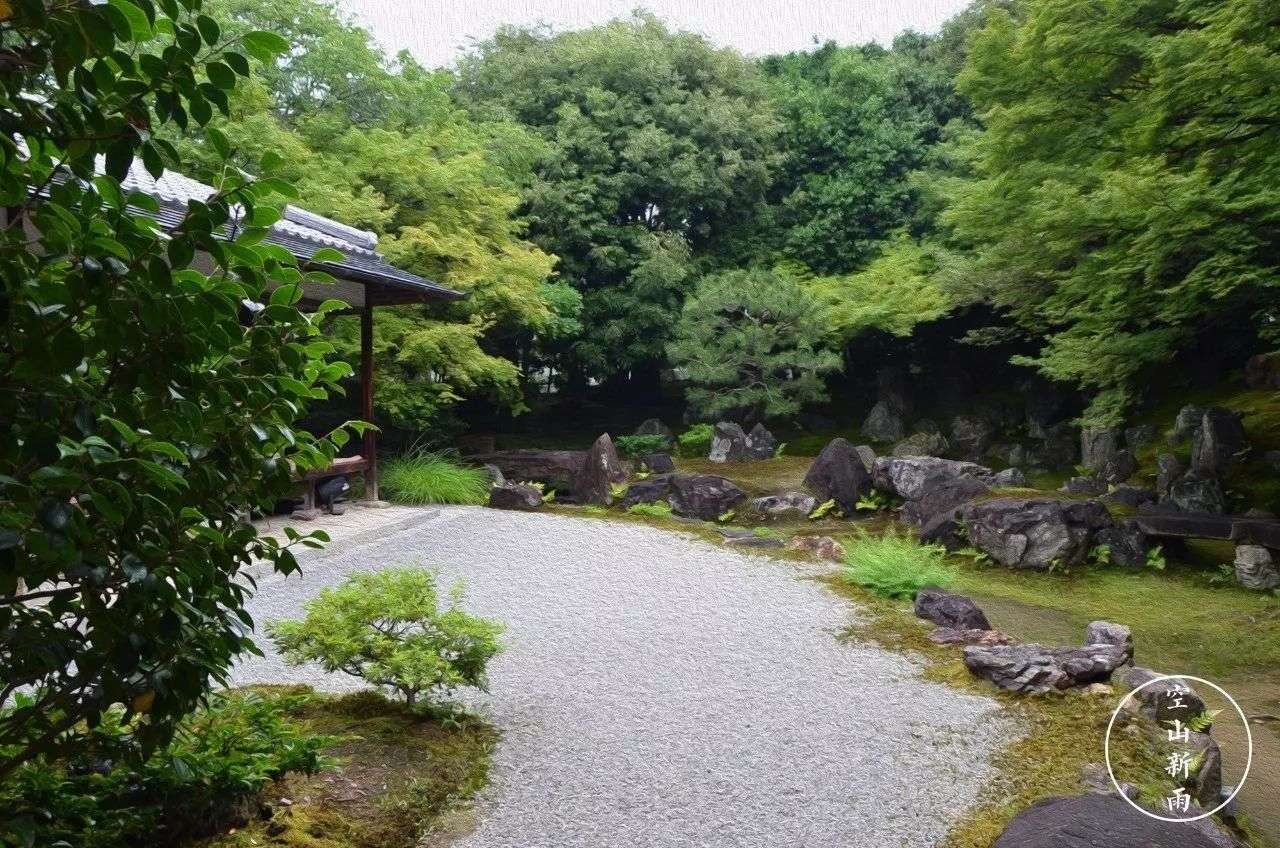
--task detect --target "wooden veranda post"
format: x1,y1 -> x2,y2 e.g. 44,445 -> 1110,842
361,302 -> 379,500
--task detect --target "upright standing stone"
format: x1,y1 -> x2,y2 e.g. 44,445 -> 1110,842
802,438 -> 871,514
578,433 -> 627,505
1081,426 -> 1120,473
1156,452 -> 1184,499
708,422 -> 749,462
745,422 -> 778,459
1234,545 -> 1279,590
861,400 -> 905,443
1190,408 -> 1246,477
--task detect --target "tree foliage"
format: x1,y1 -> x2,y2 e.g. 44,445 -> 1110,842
189,0 -> 568,427
944,0 -> 1280,423
667,269 -> 840,422
0,0 -> 351,777
268,568 -> 504,707
454,13 -> 781,381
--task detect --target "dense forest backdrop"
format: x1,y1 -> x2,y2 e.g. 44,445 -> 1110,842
188,0 -> 1279,438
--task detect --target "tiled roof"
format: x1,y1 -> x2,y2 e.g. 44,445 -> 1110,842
117,158 -> 466,303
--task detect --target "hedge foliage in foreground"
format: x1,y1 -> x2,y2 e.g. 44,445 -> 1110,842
0,0 -> 358,779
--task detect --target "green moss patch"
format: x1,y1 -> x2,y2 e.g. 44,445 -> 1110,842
200,688 -> 494,848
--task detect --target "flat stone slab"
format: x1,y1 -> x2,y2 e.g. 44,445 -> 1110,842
1133,512 -> 1280,547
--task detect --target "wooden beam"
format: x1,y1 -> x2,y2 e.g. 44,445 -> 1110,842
360,302 -> 379,500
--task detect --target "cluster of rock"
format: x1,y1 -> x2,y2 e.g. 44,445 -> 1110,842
856,365 -> 1080,471
708,421 -> 777,462
913,589 -> 1133,692
622,473 -> 747,521
998,669 -> 1245,847
912,589 -> 1245,845
477,433 -> 628,509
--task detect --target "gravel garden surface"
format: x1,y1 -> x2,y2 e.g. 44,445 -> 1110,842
232,506 -> 1010,847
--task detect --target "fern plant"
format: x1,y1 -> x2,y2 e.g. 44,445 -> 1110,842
808,499 -> 840,520
842,529 -> 956,599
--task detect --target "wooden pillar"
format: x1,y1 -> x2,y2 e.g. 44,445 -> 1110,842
360,302 -> 379,501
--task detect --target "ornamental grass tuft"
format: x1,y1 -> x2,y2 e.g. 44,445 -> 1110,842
842,529 -> 955,599
381,449 -> 491,506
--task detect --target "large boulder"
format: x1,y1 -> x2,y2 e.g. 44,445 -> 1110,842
751,490 -> 817,520
634,417 -> 675,447
578,433 -> 627,505
891,430 -> 948,457
1156,453 -> 1184,499
802,438 -> 871,514
640,452 -> 675,473
914,588 -> 991,630
959,497 -> 1112,570
1081,426 -> 1121,473
872,456 -> 993,501
1170,404 -> 1208,444
1234,544 -> 1279,590
745,422 -> 778,459
992,794 -> 1243,848
622,474 -> 674,509
708,422 -> 750,462
900,474 -> 989,527
1114,667 -> 1208,724
861,400 -> 905,443
951,414 -> 997,462
471,449 -> 584,494
667,474 -> 746,520
488,482 -> 543,511
1095,521 -> 1149,569
1103,486 -> 1157,509
1190,408 -> 1246,477
991,467 -> 1029,488
963,642 -> 1131,693
854,444 -> 877,475
1167,473 -> 1227,514
1083,620 -> 1134,661
1245,351 -> 1280,390
1099,449 -> 1138,485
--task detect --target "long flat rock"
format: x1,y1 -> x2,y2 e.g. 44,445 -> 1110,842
1133,512 -> 1280,547
231,506 -> 1009,847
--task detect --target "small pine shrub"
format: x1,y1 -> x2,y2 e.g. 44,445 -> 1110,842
382,449 -> 491,505
627,501 -> 673,518
268,568 -> 504,708
615,434 -> 669,458
676,423 -> 714,458
842,529 -> 956,599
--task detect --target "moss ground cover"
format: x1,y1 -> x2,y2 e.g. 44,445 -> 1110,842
201,688 -> 494,848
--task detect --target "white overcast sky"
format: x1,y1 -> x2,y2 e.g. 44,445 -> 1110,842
337,1 -> 972,69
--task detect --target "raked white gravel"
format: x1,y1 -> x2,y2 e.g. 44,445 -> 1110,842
231,505 -> 1010,848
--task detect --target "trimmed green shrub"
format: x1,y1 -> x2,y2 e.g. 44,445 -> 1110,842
382,450 -> 491,505
614,434 -> 670,458
676,423 -> 714,458
842,530 -> 955,599
267,568 -> 503,708
0,690 -> 330,847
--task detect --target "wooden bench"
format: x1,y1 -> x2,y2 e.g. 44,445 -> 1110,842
291,455 -> 369,512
